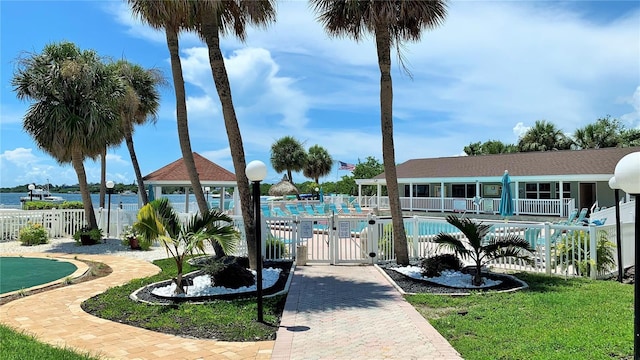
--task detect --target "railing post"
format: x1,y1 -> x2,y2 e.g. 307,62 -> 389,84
544,222 -> 552,275
589,224 -> 598,279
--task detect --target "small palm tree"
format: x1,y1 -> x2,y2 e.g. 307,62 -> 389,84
270,136 -> 308,185
134,198 -> 239,295
304,145 -> 334,183
434,215 -> 533,286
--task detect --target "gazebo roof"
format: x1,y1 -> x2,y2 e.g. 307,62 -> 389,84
143,152 -> 236,186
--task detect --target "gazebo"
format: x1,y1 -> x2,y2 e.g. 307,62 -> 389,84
142,152 -> 238,213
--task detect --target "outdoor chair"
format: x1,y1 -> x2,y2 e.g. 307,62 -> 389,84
353,203 -> 364,214
304,204 -> 317,216
272,207 -> 288,217
556,209 -> 578,225
524,228 -> 541,248
340,203 -> 351,214
328,203 -> 339,214
314,204 -> 327,215
260,205 -> 272,218
573,208 -> 589,225
286,204 -> 301,216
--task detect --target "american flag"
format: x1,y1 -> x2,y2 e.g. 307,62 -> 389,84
339,161 -> 355,171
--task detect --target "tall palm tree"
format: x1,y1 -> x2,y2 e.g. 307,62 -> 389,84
518,120 -> 573,152
128,0 -> 226,257
304,144 -> 334,183
110,60 -> 166,204
312,0 -> 448,265
271,136 -> 308,185
12,41 -> 123,230
191,0 -> 276,269
573,116 -> 622,149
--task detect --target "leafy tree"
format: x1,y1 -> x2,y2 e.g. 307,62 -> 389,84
304,145 -> 334,183
312,0 -> 448,265
434,215 -> 533,286
110,60 -> 165,205
12,41 -> 123,229
463,141 -> 482,155
352,156 -> 384,179
134,198 -> 239,294
621,127 -> 640,147
270,136 -> 308,185
190,0 -> 276,270
464,140 -> 518,155
518,120 -> 573,152
573,116 -> 623,149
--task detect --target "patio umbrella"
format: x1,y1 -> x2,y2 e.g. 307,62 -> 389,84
498,170 -> 514,219
268,176 -> 299,196
319,188 -> 324,203
147,185 -> 155,202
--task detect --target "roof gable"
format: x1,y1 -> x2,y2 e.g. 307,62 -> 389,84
374,147 -> 640,180
143,152 -> 236,182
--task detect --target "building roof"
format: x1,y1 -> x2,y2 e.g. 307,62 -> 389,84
143,152 -> 236,184
371,147 -> 640,182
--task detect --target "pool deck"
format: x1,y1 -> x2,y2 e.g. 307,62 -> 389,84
0,251 -> 462,360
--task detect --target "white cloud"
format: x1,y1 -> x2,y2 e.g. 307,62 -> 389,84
513,123 -> 530,139
620,86 -> 640,126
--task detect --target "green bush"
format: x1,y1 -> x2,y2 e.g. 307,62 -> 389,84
420,254 -> 463,277
266,235 -> 287,259
18,222 -> 49,245
554,230 -> 616,277
22,201 -> 82,210
73,226 -> 103,245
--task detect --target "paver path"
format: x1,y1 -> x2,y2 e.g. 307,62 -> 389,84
271,265 -> 462,360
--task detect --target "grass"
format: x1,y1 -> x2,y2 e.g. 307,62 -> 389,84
81,257 -> 286,341
406,272 -> 633,360
0,324 -> 99,360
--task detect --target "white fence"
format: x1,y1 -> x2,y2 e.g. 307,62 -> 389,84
1,208 -> 625,280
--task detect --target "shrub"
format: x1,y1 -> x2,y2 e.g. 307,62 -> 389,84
22,201 -> 82,210
73,226 -> 103,245
554,230 -> 616,277
202,256 -> 254,289
18,222 -> 49,245
420,254 -> 463,277
266,235 -> 287,259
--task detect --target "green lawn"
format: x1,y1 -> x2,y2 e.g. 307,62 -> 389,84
406,272 -> 633,360
0,324 -> 99,360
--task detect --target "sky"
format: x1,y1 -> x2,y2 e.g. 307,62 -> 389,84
1,1 -> 639,188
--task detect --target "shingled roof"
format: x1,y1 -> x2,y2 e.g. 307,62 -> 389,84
372,147 -> 640,181
143,152 -> 236,184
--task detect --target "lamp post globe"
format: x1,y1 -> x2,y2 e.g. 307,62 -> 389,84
28,183 -> 35,202
245,160 -> 266,322
613,152 -> 640,358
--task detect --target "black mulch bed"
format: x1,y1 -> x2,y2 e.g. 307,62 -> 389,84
378,263 -> 527,295
132,260 -> 293,305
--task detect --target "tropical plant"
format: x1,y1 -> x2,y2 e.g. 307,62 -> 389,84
434,215 -> 534,286
464,140 -> 518,155
133,198 -> 239,294
553,230 -> 616,277
120,225 -> 143,249
572,116 -> 623,149
110,60 -> 165,205
518,120 -> 573,152
312,0 -> 448,265
303,145 -> 334,183
73,226 -> 104,245
420,254 -> 462,278
12,41 -> 123,230
19,222 -> 49,246
271,136 -> 308,185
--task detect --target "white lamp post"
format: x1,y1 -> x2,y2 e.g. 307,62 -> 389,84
315,187 -> 319,200
609,176 -> 624,283
106,180 -> 115,240
246,160 -> 267,323
613,151 -> 640,357
204,187 -> 210,207
28,183 -> 35,202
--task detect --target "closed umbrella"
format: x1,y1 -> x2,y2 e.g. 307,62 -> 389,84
147,185 -> 155,202
319,188 -> 324,203
498,170 -> 514,219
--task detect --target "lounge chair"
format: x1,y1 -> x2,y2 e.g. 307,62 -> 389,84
557,209 -> 578,225
297,203 -> 306,213
328,203 -> 339,214
340,203 -> 351,214
272,207 -> 288,217
260,205 -> 272,218
573,208 -> 589,225
524,228 -> 541,248
353,203 -> 364,214
314,204 -> 327,215
304,204 -> 317,216
286,204 -> 301,216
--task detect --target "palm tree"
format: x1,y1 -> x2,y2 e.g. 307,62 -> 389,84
189,0 -> 276,270
134,198 -> 239,294
110,60 -> 165,204
303,145 -> 334,183
434,215 -> 533,286
312,0 -> 448,265
271,136 -> 308,185
12,41 -> 123,230
518,120 -> 573,152
573,116 -> 623,149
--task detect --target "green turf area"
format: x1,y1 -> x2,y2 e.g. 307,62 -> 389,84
0,257 -> 77,294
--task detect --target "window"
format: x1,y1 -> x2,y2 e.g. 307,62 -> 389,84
404,184 -> 429,197
555,183 -> 571,199
525,183 -> 552,199
452,184 -> 477,198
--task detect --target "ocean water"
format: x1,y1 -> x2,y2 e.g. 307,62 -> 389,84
0,192 -> 231,209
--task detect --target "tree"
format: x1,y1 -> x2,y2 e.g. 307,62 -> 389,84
134,198 -> 238,294
518,120 -> 573,152
464,140 -> 518,155
434,215 -> 533,286
303,145 -> 334,183
621,127 -> 640,147
191,0 -> 276,269
572,116 -> 623,149
312,0 -> 448,265
271,136 -> 308,185
12,41 -> 123,230
110,60 -> 165,204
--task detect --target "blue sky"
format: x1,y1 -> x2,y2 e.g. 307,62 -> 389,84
1,1 -> 639,188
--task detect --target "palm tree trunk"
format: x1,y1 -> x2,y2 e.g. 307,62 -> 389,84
165,27 -> 225,257
375,24 -> 409,265
125,129 -> 149,204
72,150 -> 97,229
201,17 -> 257,269
99,148 -> 106,208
